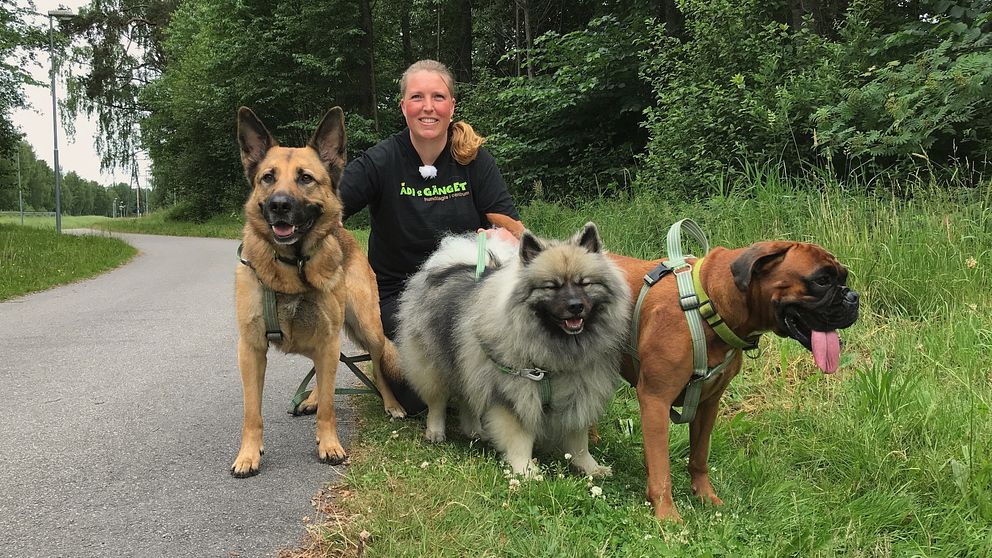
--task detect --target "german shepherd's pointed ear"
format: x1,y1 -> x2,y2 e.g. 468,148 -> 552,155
308,107 -> 347,188
519,230 -> 545,265
731,241 -> 793,291
572,222 -> 602,253
237,107 -> 277,181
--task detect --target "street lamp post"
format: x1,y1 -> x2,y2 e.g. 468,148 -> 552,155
17,147 -> 23,225
48,8 -> 74,234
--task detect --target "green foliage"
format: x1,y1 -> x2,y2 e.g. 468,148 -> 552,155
0,1 -> 45,155
65,0 -> 176,174
637,1 -> 842,194
140,0 -> 413,219
299,174 -> 992,557
813,1 -> 992,161
460,15 -> 649,202
638,0 -> 992,194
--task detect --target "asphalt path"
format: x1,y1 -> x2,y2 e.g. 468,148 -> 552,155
0,231 -> 372,557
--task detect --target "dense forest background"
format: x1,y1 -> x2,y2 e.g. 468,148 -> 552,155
1,0 -> 990,219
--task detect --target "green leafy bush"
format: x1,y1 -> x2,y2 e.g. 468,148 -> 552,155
813,1 -> 992,162
460,16 -> 649,203
637,0 -> 992,195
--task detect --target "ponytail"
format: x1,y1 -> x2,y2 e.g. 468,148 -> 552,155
451,120 -> 485,165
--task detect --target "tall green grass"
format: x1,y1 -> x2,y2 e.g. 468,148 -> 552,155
0,224 -> 137,300
299,170 -> 991,557
0,214 -> 115,230
92,211 -> 245,239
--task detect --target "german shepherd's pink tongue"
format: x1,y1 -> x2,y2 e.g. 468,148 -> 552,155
812,330 -> 840,373
272,224 -> 294,237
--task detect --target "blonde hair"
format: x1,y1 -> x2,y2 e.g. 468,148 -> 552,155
400,59 -> 485,165
451,121 -> 485,165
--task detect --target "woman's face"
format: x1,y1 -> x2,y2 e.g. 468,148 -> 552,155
400,70 -> 454,143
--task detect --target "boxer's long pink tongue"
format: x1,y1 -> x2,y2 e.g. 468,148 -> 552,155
812,330 -> 840,373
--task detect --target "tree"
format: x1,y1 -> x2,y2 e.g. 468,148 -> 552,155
64,0 -> 177,175
0,1 -> 46,157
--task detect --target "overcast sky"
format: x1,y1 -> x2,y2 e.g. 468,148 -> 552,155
12,0 -> 147,186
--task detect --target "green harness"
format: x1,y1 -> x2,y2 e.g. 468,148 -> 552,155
628,220 -> 760,424
237,243 -> 382,414
475,231 -> 553,410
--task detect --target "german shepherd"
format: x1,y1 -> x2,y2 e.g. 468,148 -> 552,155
232,106 -> 406,477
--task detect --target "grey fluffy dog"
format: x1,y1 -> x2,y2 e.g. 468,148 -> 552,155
396,223 -> 631,477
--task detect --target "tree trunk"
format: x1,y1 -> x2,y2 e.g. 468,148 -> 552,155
455,0 -> 473,83
401,0 -> 413,67
515,1 -> 521,77
518,0 -> 534,79
789,0 -> 814,30
359,0 -> 379,132
661,0 -> 685,39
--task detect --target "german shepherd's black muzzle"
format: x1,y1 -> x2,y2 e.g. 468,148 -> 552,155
260,193 -> 323,245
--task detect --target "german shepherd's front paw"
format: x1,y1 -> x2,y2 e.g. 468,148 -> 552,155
231,448 -> 263,478
317,439 -> 348,465
383,401 -> 407,419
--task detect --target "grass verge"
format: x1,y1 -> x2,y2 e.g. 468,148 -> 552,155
0,214 -> 116,230
92,211 -> 245,239
289,172 -> 991,557
0,224 -> 137,300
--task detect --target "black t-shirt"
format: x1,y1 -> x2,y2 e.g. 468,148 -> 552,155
340,128 -> 520,299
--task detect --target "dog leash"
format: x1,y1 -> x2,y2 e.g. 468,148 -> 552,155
628,220 -> 754,424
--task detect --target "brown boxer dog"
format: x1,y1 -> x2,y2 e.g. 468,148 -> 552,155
610,241 -> 860,522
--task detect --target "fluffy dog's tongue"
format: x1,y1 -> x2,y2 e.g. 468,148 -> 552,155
563,318 -> 584,333
812,330 -> 840,373
272,224 -> 295,237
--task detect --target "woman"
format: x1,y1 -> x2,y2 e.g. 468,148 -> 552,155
340,59 -> 523,414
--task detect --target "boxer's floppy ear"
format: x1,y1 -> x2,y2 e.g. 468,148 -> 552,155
731,241 -> 792,291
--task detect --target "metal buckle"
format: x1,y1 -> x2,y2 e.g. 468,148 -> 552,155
679,293 -> 700,311
520,368 -> 546,381
671,262 -> 692,275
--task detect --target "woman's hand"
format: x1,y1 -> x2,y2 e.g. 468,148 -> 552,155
477,227 -> 519,245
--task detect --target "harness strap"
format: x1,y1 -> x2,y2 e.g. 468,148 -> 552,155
261,285 -> 283,343
691,257 -> 759,351
473,234 -> 552,411
627,261 -> 673,369
238,243 -> 382,412
238,243 -> 284,343
626,220 -> 761,425
475,230 -> 487,280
